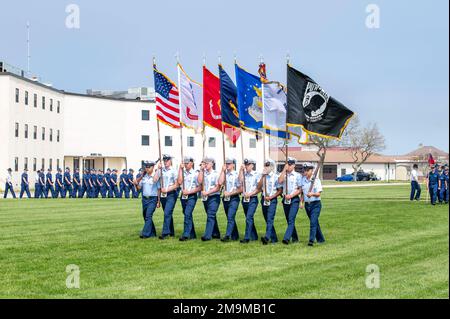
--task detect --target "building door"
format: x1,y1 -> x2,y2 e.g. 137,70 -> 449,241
74,158 -> 80,171
83,159 -> 95,171
323,165 -> 338,180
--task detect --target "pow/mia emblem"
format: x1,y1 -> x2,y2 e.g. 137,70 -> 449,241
302,82 -> 329,123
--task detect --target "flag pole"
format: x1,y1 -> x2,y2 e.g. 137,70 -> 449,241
260,55 -> 268,197
235,55 -> 246,195
176,53 -> 186,191
219,53 -> 227,191
202,54 -> 207,159
284,54 -> 290,198
154,56 -> 164,190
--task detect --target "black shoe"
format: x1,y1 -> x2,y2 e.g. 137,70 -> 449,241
159,235 -> 168,240
179,237 -> 188,242
240,239 -> 250,244
212,235 -> 221,239
201,236 -> 211,242
221,236 -> 230,242
308,241 -> 314,246
261,237 -> 269,245
282,239 -> 289,245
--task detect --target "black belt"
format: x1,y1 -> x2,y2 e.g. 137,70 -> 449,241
142,195 -> 157,199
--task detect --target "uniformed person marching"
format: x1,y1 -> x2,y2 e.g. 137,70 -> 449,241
90,169 -> 98,198
219,158 -> 242,242
20,169 -> 31,198
55,168 -> 64,198
72,168 -> 81,198
278,157 -> 301,245
155,155 -> 178,239
34,170 -> 41,198
97,170 -> 106,198
239,158 -> 260,243
38,169 -> 46,199
45,168 -> 56,199
178,156 -> 201,241
79,169 -> 89,198
257,159 -> 282,245
438,165 -> 446,204
104,169 -> 112,198
301,164 -> 325,246
198,157 -> 222,241
135,161 -> 161,239
110,169 -> 120,198
129,169 -> 138,199
135,168 -> 143,198
3,168 -> 16,199
427,164 -> 440,205
64,167 -> 73,198
442,166 -> 449,204
119,169 -> 129,199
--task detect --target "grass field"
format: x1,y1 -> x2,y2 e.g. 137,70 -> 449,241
0,185 -> 448,299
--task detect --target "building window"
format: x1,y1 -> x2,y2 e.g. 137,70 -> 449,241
208,137 -> 216,148
34,94 -> 37,108
50,99 -> 53,112
25,91 -> 29,105
41,158 -> 45,171
14,157 -> 19,172
15,123 -> 19,137
15,88 -> 19,103
57,130 -> 60,142
24,124 -> 28,139
57,101 -> 60,113
187,136 -> 195,147
42,96 -> 45,110
33,158 -> 37,171
33,126 -> 37,139
142,110 -> 150,121
165,136 -> 173,147
49,159 -> 53,170
141,135 -> 150,146
24,157 -> 28,171
57,159 -> 60,170
42,127 -> 45,141
341,168 -> 346,176
49,129 -> 53,142
249,138 -> 257,149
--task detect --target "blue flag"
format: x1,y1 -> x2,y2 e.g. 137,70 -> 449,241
219,65 -> 240,129
235,64 -> 263,133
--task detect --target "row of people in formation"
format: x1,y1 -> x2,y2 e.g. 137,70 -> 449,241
3,167 -> 144,199
134,155 -> 325,246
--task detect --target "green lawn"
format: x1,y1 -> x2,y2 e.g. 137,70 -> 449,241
0,185 -> 448,299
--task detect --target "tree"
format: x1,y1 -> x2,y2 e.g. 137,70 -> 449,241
308,135 -> 337,179
344,119 -> 386,181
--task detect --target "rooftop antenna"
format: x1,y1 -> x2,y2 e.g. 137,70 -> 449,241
27,21 -> 30,77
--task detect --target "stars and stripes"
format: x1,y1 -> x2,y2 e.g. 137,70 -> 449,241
154,66 -> 181,128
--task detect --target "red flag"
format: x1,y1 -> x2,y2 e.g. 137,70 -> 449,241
428,153 -> 435,165
203,66 -> 222,132
203,66 -> 241,145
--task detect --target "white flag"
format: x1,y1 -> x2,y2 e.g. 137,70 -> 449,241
263,81 -> 308,144
178,64 -> 203,133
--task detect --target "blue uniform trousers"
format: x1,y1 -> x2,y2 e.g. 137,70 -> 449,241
34,184 -> 42,198
305,201 -> 325,243
107,185 -> 113,198
111,185 -> 119,198
38,184 -> 46,198
78,184 -> 87,198
131,185 -> 139,198
55,184 -> 65,198
202,195 -> 221,240
3,183 -> 16,198
45,185 -> 56,198
429,183 -> 438,205
141,196 -> 158,238
20,185 -> 31,198
282,197 -> 300,242
439,186 -> 448,203
160,191 -> 176,237
72,184 -> 80,198
410,181 -> 421,200
119,185 -> 130,199
242,197 -> 259,241
223,196 -> 240,240
100,186 -> 107,198
93,185 -> 100,198
181,195 -> 197,239
64,185 -> 73,198
261,198 -> 278,243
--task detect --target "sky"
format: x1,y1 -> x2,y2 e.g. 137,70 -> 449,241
0,0 -> 448,154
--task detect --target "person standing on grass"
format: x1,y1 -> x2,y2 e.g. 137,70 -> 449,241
72,168 -> 81,198
239,158 -> 261,244
64,167 -> 73,198
129,169 -> 138,199
301,164 -> 325,247
135,161 -> 161,239
34,170 -> 41,198
97,170 -> 106,199
258,159 -> 283,245
198,157 -> 222,242
104,169 -> 112,198
219,158 -> 242,242
426,164 -> 440,205
110,169 -> 120,198
278,157 -> 302,245
3,168 -> 16,199
45,168 -> 55,199
410,164 -> 421,201
20,168 -> 31,199
178,156 -> 201,241
154,155 -> 178,240
55,168 -> 64,198
38,169 -> 46,199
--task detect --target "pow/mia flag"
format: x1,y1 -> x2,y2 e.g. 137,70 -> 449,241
287,65 -> 354,139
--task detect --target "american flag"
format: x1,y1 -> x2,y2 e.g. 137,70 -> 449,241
154,66 -> 180,128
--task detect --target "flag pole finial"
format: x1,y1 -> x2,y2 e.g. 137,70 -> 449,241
218,51 -> 221,65
203,53 -> 206,67
286,52 -> 290,65
175,52 -> 180,64
153,56 -> 156,67
259,54 -> 264,64
234,52 -> 237,64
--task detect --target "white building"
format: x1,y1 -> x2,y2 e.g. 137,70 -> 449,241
0,72 -> 264,190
